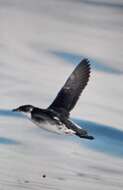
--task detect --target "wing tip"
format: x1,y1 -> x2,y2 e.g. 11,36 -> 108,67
80,58 -> 91,75
81,58 -> 90,67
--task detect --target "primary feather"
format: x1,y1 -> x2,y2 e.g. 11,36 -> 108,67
49,59 -> 90,113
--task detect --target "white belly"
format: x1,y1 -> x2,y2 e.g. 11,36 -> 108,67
33,120 -> 68,134
24,113 -> 75,135
32,120 -> 75,135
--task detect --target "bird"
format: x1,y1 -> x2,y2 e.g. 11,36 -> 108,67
12,59 -> 94,140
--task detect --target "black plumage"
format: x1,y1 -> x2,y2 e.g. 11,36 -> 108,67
12,59 -> 94,140
49,59 -> 90,112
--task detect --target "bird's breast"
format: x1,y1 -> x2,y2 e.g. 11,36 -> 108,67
32,118 -> 67,134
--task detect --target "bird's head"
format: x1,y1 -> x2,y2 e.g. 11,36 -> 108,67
12,105 -> 34,113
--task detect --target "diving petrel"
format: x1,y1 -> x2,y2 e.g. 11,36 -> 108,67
13,59 -> 94,140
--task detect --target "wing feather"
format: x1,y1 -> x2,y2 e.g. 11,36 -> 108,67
49,59 -> 91,112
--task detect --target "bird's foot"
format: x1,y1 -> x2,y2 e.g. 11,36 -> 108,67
64,129 -> 76,135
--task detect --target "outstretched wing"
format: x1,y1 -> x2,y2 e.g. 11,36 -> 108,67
49,59 -> 91,112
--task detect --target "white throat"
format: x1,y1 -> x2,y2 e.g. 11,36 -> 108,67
22,112 -> 32,119
22,107 -> 33,119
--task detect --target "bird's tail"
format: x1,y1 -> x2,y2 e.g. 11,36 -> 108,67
76,133 -> 94,140
66,119 -> 94,140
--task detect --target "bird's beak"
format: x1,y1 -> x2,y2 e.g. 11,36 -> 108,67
12,108 -> 19,112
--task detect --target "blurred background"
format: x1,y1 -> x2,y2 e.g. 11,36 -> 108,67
0,1 -> 123,189
0,0 -> 123,128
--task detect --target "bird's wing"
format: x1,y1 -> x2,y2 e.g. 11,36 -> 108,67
48,59 -> 91,112
64,119 -> 94,140
65,119 -> 88,135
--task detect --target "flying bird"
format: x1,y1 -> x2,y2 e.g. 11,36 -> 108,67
13,59 -> 94,140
